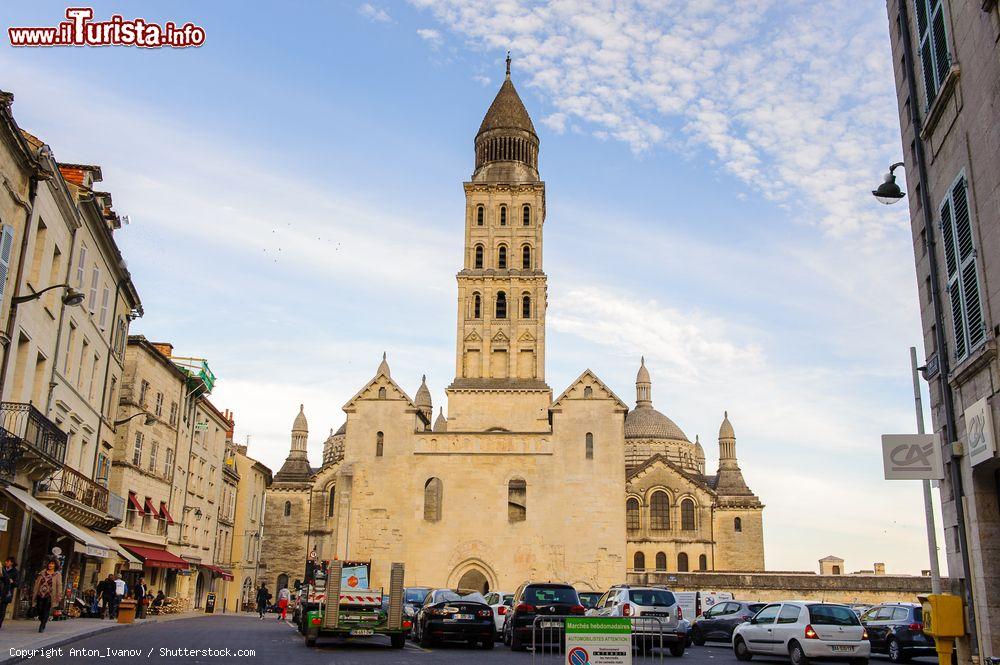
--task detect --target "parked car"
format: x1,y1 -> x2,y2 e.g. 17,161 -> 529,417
411,588 -> 494,649
860,603 -> 935,663
484,592 -> 514,639
578,591 -> 603,610
589,585 -> 687,656
733,601 -> 870,665
691,600 -> 767,645
403,587 -> 432,620
503,583 -> 586,652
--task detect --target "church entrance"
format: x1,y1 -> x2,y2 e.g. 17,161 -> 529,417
457,569 -> 489,594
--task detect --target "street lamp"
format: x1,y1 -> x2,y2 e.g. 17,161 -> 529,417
11,283 -> 86,307
872,162 -> 906,205
114,411 -> 156,427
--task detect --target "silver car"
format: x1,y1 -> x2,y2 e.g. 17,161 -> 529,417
589,585 -> 687,656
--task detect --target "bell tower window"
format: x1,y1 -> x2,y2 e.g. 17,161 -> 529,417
472,293 -> 481,318
476,205 -> 484,226
522,245 -> 531,269
497,245 -> 507,269
499,206 -> 507,226
474,244 -> 484,269
496,291 -> 507,319
521,294 -> 531,318
523,204 -> 530,226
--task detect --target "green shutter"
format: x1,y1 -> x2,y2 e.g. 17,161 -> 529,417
940,200 -> 956,277
951,281 -> 967,360
931,7 -> 950,87
0,224 -> 15,305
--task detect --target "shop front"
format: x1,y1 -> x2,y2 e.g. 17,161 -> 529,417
118,544 -> 189,599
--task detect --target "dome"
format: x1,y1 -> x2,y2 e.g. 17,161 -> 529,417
624,405 -> 689,441
415,375 -> 432,408
292,404 -> 308,433
719,411 -> 735,439
636,356 -> 650,384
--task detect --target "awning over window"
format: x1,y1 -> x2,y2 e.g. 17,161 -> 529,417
203,564 -> 233,581
3,486 -> 111,558
143,497 -> 160,518
87,531 -> 143,570
159,502 -> 174,524
121,544 -> 189,570
127,492 -> 145,514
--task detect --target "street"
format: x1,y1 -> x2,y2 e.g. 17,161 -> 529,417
41,615 -> 938,664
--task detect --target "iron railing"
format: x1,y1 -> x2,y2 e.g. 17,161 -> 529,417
37,464 -> 109,513
0,425 -> 24,476
107,492 -> 125,522
0,402 -> 67,465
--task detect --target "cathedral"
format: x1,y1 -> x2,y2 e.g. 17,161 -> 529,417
260,62 -> 764,594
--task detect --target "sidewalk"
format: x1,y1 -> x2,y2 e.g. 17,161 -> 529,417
0,610 -> 215,664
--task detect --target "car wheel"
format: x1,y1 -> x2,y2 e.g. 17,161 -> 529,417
390,634 -> 405,649
734,637 -> 753,662
481,638 -> 495,650
503,624 -> 511,647
670,642 -> 686,657
511,631 -> 525,652
790,641 -> 810,665
305,636 -> 316,648
692,627 -> 706,646
419,624 -> 435,648
888,639 -> 910,663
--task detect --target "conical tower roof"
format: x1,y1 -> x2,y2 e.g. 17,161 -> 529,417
433,407 -> 448,432
377,352 -> 390,378
719,410 -> 735,439
415,375 -> 432,408
477,76 -> 537,138
292,404 -> 308,433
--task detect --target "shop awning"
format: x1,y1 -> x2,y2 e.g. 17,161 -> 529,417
121,544 -> 190,570
127,492 -> 145,514
143,498 -> 160,518
88,531 -> 143,570
3,486 -> 111,558
203,564 -> 234,581
159,502 -> 174,525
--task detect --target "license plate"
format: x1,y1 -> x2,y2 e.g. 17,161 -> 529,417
540,621 -> 562,628
350,629 -> 374,636
832,645 -> 855,652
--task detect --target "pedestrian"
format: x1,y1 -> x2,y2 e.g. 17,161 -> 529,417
277,585 -> 290,622
111,574 -> 127,619
97,574 -> 115,619
134,576 -> 148,620
255,583 -> 269,620
0,558 -> 18,629
31,559 -> 62,633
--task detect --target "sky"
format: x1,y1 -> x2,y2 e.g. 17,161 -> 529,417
0,1 -> 942,575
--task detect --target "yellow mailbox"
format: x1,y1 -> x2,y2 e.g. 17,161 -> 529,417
920,594 -> 964,637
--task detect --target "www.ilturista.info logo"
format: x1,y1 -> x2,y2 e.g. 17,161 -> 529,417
8,8 -> 205,48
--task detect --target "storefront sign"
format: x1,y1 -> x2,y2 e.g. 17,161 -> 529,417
565,617 -> 631,665
964,397 -> 997,467
881,434 -> 943,480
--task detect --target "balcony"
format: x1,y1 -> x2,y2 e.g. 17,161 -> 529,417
35,464 -> 118,530
0,402 -> 67,481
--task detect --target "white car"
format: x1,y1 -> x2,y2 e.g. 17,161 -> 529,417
733,601 -> 870,665
483,591 -> 513,638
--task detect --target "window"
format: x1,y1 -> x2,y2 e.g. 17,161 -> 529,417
681,498 -> 696,530
499,205 -> 507,226
677,552 -> 689,572
99,286 -> 110,329
699,554 -> 708,571
808,604 -> 861,626
89,265 -> 100,313
169,402 -> 178,427
474,244 -> 484,269
650,491 -> 670,530
754,604 -> 781,624
378,387 -> 387,399
476,205 -> 484,226
164,447 -> 174,478
154,392 -> 163,416
497,245 -> 507,269
521,294 -> 531,318
585,432 -> 593,459
914,0 -> 950,105
327,485 -> 336,517
75,244 -> 87,288
376,431 -> 384,457
626,498 -> 640,530
473,293 -> 481,318
495,291 -> 507,319
522,204 -> 530,226
655,551 -> 667,571
778,605 -> 801,624
63,322 -> 76,373
139,380 -> 149,405
423,478 -> 442,522
508,478 -> 526,522
941,175 -> 984,361
832,565 -> 841,575
283,501 -> 291,517
132,432 -> 143,466
107,376 -> 117,419
522,245 -> 531,269
633,552 -> 645,571
734,517 -> 742,532
0,225 -> 15,305
96,453 -> 110,484
583,386 -> 593,398
149,441 -> 158,472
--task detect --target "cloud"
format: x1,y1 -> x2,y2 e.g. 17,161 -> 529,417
416,28 -> 443,49
358,3 -> 392,23
472,74 -> 491,86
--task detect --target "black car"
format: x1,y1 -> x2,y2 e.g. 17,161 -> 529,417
860,603 -> 935,662
503,583 -> 586,652
412,588 -> 494,649
403,587 -> 432,621
690,600 -> 766,645
578,591 -> 603,611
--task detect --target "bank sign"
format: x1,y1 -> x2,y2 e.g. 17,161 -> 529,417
881,434 -> 943,480
964,397 -> 997,467
565,617 -> 631,665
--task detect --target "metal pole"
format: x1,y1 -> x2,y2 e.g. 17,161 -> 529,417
911,347 -> 942,594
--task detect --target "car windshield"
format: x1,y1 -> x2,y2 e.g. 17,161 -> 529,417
526,586 -> 578,605
435,589 -> 486,603
579,592 -> 602,609
914,607 -> 922,623
629,589 -> 675,607
405,589 -> 431,603
809,605 -> 861,626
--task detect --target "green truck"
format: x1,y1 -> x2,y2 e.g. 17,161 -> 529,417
303,560 -> 409,649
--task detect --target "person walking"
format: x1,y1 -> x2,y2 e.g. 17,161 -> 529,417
31,560 -> 62,633
255,583 -> 269,620
111,574 -> 127,619
0,558 -> 18,629
276,585 -> 290,622
97,575 -> 115,619
134,576 -> 148,620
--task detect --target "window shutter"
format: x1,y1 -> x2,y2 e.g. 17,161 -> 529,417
913,0 -> 928,36
952,179 -> 984,349
940,200 -> 956,278
931,8 -> 950,87
99,286 -> 110,328
0,224 -> 15,305
950,282 -> 966,359
89,266 -> 100,313
76,245 -> 87,287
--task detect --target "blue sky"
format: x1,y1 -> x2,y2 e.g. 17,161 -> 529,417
1,1 -> 939,574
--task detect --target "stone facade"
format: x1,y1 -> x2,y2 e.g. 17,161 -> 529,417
222,443 -> 270,612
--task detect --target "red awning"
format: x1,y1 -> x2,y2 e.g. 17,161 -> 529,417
159,502 -> 174,524
122,545 -> 189,570
143,498 -> 160,518
127,492 -> 145,514
203,565 -> 233,581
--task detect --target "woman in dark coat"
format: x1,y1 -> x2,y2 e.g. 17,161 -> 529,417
0,558 -> 18,629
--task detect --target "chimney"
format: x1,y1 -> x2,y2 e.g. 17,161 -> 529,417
151,342 -> 173,358
224,409 -> 235,441
874,562 -> 886,576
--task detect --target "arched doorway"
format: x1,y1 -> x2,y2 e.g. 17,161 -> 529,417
276,573 -> 288,591
242,578 -> 253,611
457,569 -> 489,594
194,570 -> 206,608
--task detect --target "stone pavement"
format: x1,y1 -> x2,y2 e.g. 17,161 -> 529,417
0,609 -> 234,664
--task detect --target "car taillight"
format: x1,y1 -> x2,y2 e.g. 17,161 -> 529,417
515,603 -> 536,614
622,603 -> 632,617
403,620 -> 412,629
908,622 -> 923,632
863,628 -> 869,640
311,617 -> 321,625
570,605 -> 586,615
477,609 -> 492,618
677,606 -> 683,620
498,606 -> 507,615
804,625 -> 818,640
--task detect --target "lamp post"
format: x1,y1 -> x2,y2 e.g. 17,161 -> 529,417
113,411 -> 156,428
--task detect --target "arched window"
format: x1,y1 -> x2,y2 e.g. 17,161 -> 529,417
633,552 -> 645,571
496,291 -> 507,319
681,498 -> 696,530
583,386 -> 593,398
522,245 -> 531,269
472,293 -> 481,318
699,554 -> 708,571
508,478 -> 526,522
424,478 -> 442,522
650,491 -> 670,530
522,204 -> 530,226
283,501 -> 291,517
626,498 -> 640,530
655,552 -> 667,571
474,244 -> 484,269
734,517 -> 742,532
327,485 -> 336,517
677,552 -> 689,572
476,205 -> 484,226
497,245 -> 507,269
276,573 -> 288,591
585,432 -> 594,459
376,431 -> 384,457
499,206 -> 507,226
521,294 -> 531,318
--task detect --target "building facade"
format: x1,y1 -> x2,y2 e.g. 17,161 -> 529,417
223,440 -> 270,612
260,66 -> 764,595
885,0 -> 1000,660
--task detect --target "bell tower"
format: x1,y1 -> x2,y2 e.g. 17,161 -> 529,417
455,55 -> 547,384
